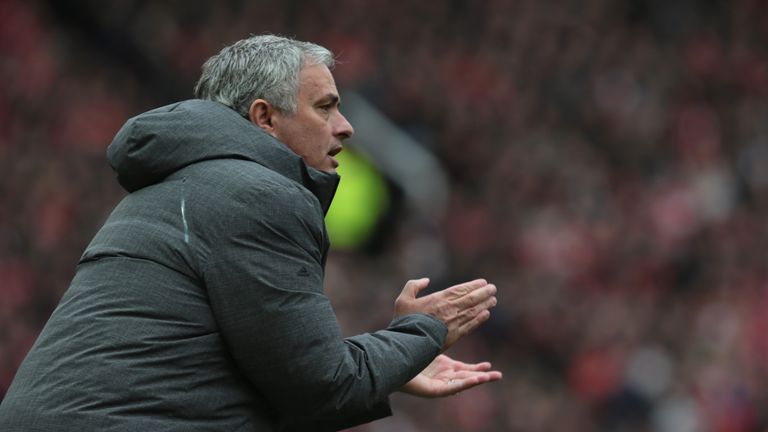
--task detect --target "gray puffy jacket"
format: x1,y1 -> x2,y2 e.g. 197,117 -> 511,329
0,100 -> 446,432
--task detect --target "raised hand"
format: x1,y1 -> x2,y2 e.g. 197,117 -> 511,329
394,278 -> 497,351
400,354 -> 503,398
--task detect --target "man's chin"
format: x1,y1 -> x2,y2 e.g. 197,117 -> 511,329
323,157 -> 339,174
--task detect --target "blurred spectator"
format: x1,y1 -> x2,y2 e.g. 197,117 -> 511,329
3,0 -> 768,430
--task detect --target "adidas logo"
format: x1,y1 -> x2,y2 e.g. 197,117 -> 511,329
296,267 -> 310,277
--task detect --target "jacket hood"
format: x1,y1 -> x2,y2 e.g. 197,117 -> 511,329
107,99 -> 339,213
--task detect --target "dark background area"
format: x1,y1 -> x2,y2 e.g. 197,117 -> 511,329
2,1 -> 768,430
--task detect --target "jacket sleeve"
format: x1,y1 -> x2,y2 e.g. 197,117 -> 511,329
198,181 -> 447,430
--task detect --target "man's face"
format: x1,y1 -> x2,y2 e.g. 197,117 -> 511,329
271,63 -> 354,173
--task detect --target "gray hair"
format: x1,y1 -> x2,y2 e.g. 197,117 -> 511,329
194,34 -> 334,116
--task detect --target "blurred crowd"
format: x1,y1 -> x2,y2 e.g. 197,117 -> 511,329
3,0 -> 768,430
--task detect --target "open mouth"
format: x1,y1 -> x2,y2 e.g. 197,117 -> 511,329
327,146 -> 343,169
328,146 -> 343,157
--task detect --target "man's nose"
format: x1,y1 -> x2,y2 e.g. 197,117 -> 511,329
334,112 -> 354,140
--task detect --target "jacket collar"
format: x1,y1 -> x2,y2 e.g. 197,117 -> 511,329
107,99 -> 340,214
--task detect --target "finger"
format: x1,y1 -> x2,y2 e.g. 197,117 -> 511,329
444,355 -> 485,369
452,295 -> 497,329
453,284 -> 497,308
400,278 -> 430,299
451,370 -> 503,381
473,294 -> 498,311
444,279 -> 488,299
446,372 -> 503,395
449,360 -> 494,372
456,309 -> 491,337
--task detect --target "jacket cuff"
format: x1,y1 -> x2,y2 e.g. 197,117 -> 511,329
388,313 -> 448,350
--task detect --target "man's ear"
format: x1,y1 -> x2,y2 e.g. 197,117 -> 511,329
248,99 -> 277,136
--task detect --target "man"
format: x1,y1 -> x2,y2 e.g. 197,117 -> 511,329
0,35 -> 500,431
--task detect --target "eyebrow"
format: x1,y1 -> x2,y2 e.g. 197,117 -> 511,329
316,94 -> 340,106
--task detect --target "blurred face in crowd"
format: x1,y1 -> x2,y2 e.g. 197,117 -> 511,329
251,63 -> 354,173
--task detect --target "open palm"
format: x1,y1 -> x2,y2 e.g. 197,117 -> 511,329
401,354 -> 502,398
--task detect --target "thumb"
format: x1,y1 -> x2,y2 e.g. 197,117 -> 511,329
401,278 -> 430,299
